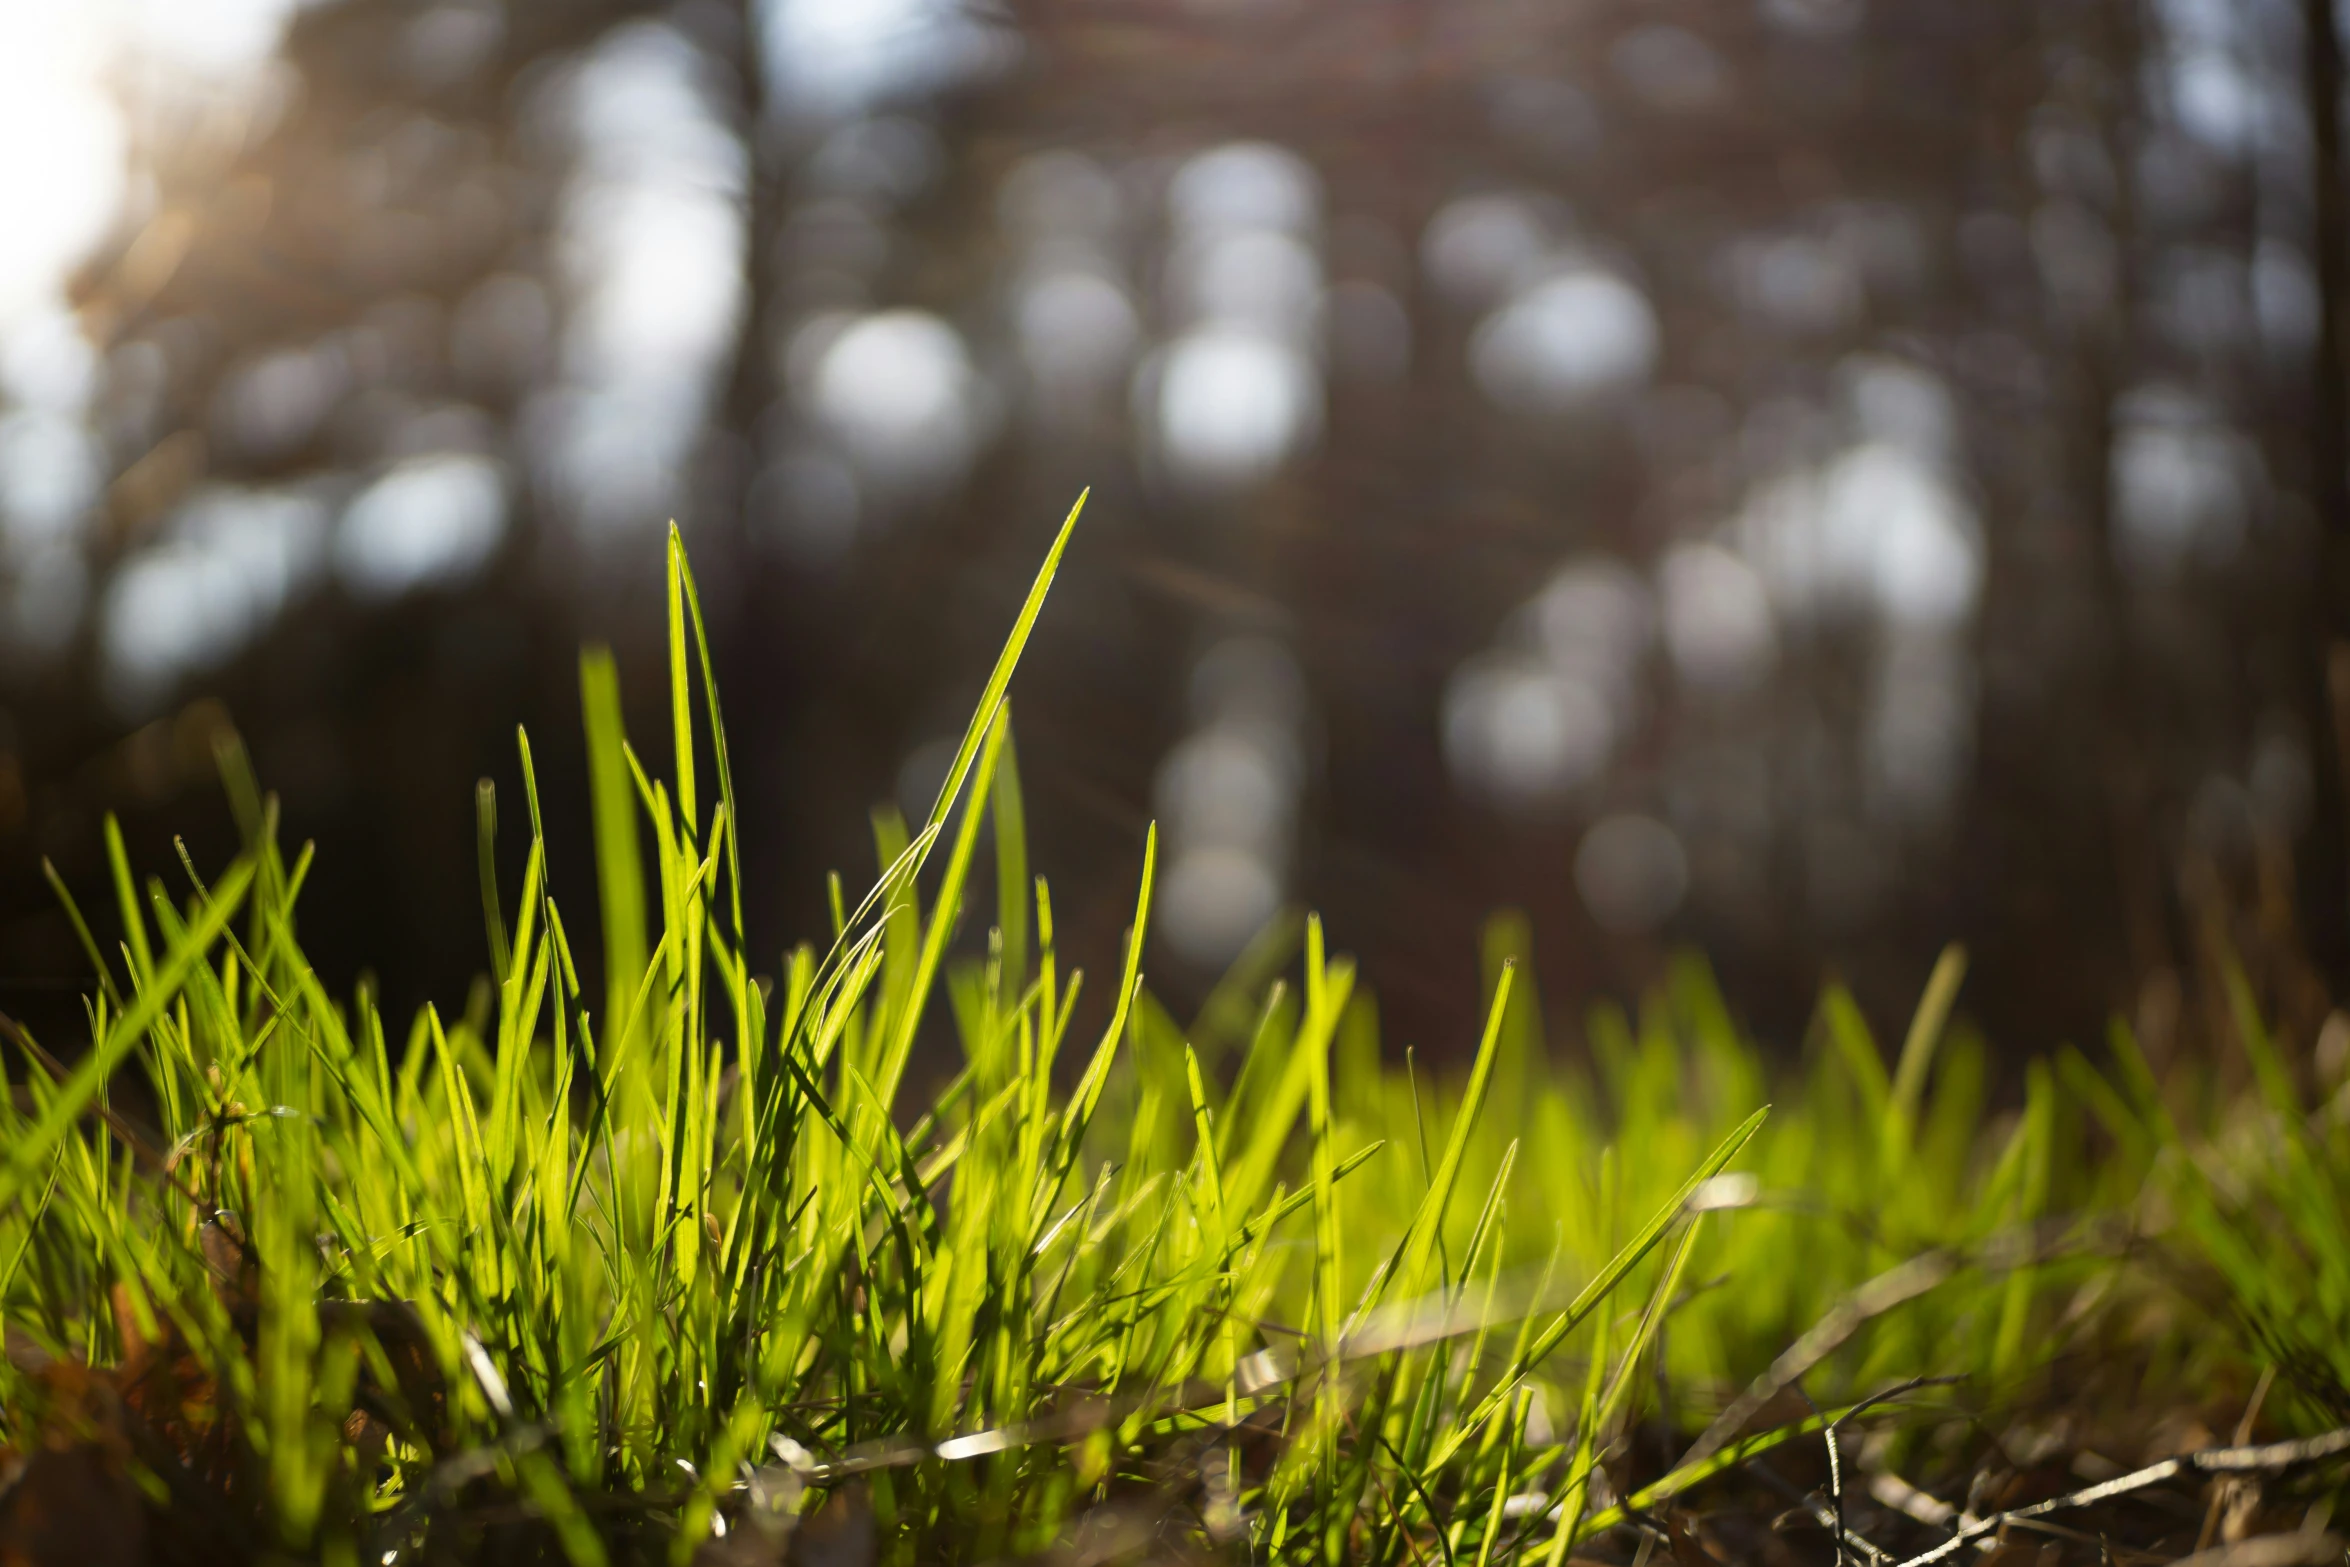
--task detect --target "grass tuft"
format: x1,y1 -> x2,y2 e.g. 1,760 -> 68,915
0,496 -> 2345,1564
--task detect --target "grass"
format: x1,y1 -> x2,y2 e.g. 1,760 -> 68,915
0,492 -> 2344,1565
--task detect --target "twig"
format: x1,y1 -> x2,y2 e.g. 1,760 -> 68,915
1796,1381 -> 1860,1567
1682,1218 -> 2142,1475
1680,1252 -> 1958,1471
2166,1532 -> 2341,1567
1868,1472 -> 1957,1530
2198,1366 -> 2278,1553
1887,1427 -> 2350,1567
1751,1457 -> 1892,1567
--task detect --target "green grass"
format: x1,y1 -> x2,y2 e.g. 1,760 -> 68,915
0,494 -> 2340,1564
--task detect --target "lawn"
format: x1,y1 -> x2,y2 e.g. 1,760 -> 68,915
3,495 -> 2348,1566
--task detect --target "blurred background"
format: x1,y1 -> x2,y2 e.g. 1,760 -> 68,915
0,0 -> 2340,1065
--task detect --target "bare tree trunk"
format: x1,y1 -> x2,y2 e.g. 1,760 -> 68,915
2072,0 -> 2171,1008
2304,0 -> 2350,991
698,0 -> 779,621
2309,0 -> 2348,546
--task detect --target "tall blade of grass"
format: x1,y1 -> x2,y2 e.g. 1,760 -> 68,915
1386,965 -> 1516,1310
664,531 -> 701,843
1053,824 -> 1156,1181
102,816 -> 155,988
925,492 -> 1085,840
1221,989 -> 1324,1221
992,720 -> 1030,989
1885,944 -> 1965,1170
1184,1042 -> 1228,1253
815,494 -> 1087,986
1820,985 -> 1891,1129
477,779 -> 513,986
581,646 -> 650,1045
40,858 -> 123,1009
668,526 -> 745,940
876,707 -> 1010,1111
1304,919 -> 1354,1353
